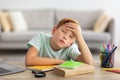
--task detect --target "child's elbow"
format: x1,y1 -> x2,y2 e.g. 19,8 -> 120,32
25,58 -> 32,66
88,61 -> 94,66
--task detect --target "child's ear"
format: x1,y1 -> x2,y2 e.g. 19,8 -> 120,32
51,26 -> 57,35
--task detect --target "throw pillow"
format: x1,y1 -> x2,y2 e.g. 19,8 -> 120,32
8,11 -> 28,32
93,12 -> 112,32
0,11 -> 13,32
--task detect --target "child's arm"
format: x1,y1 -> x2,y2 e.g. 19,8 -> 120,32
65,23 -> 94,65
25,46 -> 65,66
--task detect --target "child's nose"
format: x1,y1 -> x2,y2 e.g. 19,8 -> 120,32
63,35 -> 68,40
62,36 -> 66,40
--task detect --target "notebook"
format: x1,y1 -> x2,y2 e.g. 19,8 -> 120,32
0,62 -> 26,76
58,61 -> 82,69
27,65 -> 55,72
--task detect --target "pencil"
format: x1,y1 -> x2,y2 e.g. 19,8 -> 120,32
103,68 -> 120,70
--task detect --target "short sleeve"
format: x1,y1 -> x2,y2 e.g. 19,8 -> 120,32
27,33 -> 43,51
68,43 -> 81,60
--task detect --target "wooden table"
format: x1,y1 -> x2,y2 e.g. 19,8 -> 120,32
0,61 -> 120,80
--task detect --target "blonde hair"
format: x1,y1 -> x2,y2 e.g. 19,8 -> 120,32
56,18 -> 79,28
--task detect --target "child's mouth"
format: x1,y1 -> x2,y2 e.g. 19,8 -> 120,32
60,40 -> 65,44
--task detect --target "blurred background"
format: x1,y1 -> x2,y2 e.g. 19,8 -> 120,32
0,0 -> 120,45
0,0 -> 120,62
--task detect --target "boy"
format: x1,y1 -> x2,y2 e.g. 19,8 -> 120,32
25,18 -> 94,66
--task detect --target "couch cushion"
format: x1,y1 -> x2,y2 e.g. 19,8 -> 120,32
0,11 -> 13,32
9,11 -> 28,32
82,30 -> 111,42
55,10 -> 103,30
1,31 -> 50,42
22,9 -> 54,31
93,12 -> 112,32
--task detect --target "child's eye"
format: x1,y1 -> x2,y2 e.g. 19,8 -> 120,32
69,35 -> 74,39
62,30 -> 66,33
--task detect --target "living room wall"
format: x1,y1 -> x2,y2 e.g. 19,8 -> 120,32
0,0 -> 120,45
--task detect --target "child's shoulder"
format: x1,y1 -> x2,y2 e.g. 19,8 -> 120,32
37,32 -> 52,38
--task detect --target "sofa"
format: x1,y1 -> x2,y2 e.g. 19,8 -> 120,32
0,9 -> 114,50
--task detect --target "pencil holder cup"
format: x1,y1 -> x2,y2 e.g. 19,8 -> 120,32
100,52 -> 114,68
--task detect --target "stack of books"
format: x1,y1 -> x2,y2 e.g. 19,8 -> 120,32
54,61 -> 95,77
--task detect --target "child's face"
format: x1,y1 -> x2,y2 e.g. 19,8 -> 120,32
52,23 -> 76,49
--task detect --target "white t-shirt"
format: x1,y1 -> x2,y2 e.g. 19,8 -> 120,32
28,32 -> 80,61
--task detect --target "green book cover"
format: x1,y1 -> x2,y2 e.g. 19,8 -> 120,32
59,61 -> 82,69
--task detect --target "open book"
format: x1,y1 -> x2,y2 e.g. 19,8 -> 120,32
27,65 -> 55,72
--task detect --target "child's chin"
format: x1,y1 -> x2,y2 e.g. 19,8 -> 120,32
57,45 -> 65,48
60,45 -> 68,48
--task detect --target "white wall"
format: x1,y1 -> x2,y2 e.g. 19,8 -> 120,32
0,0 -> 119,10
0,0 -> 120,45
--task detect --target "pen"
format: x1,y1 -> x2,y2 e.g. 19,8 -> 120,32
107,43 -> 111,52
102,44 -> 106,50
103,68 -> 120,70
112,44 -> 115,49
110,46 -> 117,54
99,44 -> 105,52
102,46 -> 117,66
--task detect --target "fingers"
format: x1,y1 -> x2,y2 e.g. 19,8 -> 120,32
66,26 -> 75,29
65,25 -> 78,32
65,26 -> 75,32
64,23 -> 82,35
65,23 -> 81,30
